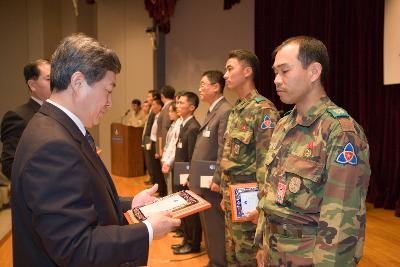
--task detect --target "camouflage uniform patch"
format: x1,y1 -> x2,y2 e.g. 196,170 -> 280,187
255,97 -> 371,267
220,89 -> 280,266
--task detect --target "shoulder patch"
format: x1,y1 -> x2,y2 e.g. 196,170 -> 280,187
327,108 -> 349,118
337,118 -> 356,133
255,97 -> 265,103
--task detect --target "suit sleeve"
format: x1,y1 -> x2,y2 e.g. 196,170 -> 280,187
313,129 -> 370,266
1,111 -> 25,179
187,125 -> 199,163
22,140 -> 149,267
213,108 -> 231,185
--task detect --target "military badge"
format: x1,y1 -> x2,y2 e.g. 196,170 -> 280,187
303,141 -> 314,158
261,114 -> 275,129
275,182 -> 287,204
336,142 -> 358,165
288,177 -> 301,193
232,142 -> 240,155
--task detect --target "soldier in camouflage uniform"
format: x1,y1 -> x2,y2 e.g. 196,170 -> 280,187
255,36 -> 371,267
220,49 -> 280,267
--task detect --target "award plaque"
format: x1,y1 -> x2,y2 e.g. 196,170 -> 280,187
229,183 -> 259,222
124,190 -> 211,224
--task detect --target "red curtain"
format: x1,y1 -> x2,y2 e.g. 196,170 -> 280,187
254,0 -> 400,216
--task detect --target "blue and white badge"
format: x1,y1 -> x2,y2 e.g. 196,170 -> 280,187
336,142 -> 358,165
261,114 -> 274,129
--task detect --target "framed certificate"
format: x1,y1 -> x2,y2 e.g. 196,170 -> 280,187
124,190 -> 211,224
229,183 -> 259,222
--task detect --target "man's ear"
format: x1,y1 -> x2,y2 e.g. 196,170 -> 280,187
70,71 -> 86,92
243,66 -> 253,79
309,62 -> 322,83
27,79 -> 36,92
189,104 -> 196,112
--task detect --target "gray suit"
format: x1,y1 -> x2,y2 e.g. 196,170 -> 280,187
189,97 -> 231,267
156,100 -> 173,155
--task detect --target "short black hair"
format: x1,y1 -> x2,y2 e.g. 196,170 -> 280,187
181,91 -> 199,110
51,33 -> 121,92
153,98 -> 164,107
227,49 -> 259,83
23,59 -> 50,83
131,99 -> 141,106
152,92 -> 161,100
160,85 -> 175,99
201,70 -> 225,94
272,36 -> 329,86
170,101 -> 177,112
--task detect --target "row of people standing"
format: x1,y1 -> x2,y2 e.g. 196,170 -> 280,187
138,35 -> 371,267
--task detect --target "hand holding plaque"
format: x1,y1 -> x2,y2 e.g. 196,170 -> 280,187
229,183 -> 259,222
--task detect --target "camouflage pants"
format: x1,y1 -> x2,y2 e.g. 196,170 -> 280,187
264,232 -> 316,267
223,188 -> 257,267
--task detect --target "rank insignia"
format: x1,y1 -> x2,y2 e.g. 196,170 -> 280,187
336,142 -> 358,165
261,114 -> 275,129
288,177 -> 301,193
303,141 -> 314,157
232,143 -> 240,155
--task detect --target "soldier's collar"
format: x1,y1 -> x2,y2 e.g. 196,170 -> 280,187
291,96 -> 331,126
235,89 -> 258,111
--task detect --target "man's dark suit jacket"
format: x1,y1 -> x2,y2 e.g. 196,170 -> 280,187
174,116 -> 200,163
1,98 -> 40,179
156,101 -> 172,155
11,102 -> 149,267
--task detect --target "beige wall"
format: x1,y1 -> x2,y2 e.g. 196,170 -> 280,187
384,0 -> 400,85
97,0 -> 153,168
165,0 -> 255,119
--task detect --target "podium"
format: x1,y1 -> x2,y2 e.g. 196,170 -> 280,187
111,123 -> 145,177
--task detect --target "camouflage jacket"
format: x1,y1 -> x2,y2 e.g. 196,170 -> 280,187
256,97 -> 371,266
219,89 -> 279,188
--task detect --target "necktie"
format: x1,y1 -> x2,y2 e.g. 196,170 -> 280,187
85,131 -> 96,152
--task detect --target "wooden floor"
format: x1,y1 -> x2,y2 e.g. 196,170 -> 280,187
1,175 -> 400,266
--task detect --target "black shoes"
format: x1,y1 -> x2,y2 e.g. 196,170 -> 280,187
172,243 -> 200,255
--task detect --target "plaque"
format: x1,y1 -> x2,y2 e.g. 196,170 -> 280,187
229,183 -> 259,222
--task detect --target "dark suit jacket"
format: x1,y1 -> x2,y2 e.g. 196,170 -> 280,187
1,98 -> 40,179
11,102 -> 149,267
189,98 -> 232,193
142,111 -> 155,146
156,101 -> 172,154
174,116 -> 200,163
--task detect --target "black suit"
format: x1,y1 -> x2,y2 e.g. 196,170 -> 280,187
174,116 -> 202,250
142,111 -> 155,182
11,102 -> 149,267
1,98 -> 40,179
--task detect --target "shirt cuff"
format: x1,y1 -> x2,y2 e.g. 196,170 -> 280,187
142,220 -> 153,245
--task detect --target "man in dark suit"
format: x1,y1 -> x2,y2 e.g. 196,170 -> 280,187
11,33 -> 180,267
189,70 -> 232,267
142,90 -> 160,185
156,85 -> 175,157
172,91 -> 202,255
1,59 -> 51,179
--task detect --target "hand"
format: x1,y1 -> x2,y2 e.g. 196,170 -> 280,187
220,199 -> 225,211
162,163 -> 170,174
210,182 -> 220,192
256,249 -> 265,267
245,209 -> 259,224
155,153 -> 160,159
131,184 -> 158,208
145,211 -> 181,239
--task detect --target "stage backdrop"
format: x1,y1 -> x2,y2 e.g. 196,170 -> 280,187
254,0 -> 400,216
